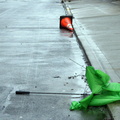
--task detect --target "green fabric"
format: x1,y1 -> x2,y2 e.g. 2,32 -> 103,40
89,91 -> 120,106
70,66 -> 120,110
85,66 -> 110,94
103,83 -> 120,92
70,94 -> 94,110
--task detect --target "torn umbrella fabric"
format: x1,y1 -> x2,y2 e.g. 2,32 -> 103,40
70,66 -> 120,110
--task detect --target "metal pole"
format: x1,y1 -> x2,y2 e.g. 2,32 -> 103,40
16,91 -> 90,96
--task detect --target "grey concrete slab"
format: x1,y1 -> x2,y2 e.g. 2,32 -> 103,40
69,2 -> 120,18
1,94 -> 110,120
0,28 -> 87,93
0,0 -> 87,94
76,15 -> 120,35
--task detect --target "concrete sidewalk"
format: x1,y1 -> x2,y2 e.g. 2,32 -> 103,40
64,0 -> 120,120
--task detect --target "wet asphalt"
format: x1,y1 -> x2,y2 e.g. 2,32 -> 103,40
0,0 -> 111,119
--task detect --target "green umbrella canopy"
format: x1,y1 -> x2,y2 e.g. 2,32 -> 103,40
70,94 -> 94,110
70,66 -> 120,110
103,82 -> 120,92
89,91 -> 120,106
70,92 -> 120,110
85,66 -> 110,94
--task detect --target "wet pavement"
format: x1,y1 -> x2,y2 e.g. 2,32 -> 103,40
0,0 -> 111,119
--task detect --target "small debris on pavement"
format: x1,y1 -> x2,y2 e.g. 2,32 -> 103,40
53,76 -> 61,78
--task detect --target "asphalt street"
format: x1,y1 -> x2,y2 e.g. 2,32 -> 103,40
0,0 -> 111,119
